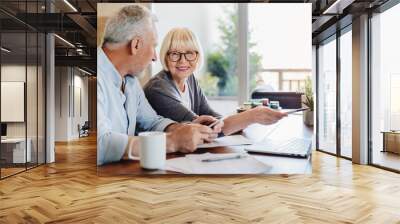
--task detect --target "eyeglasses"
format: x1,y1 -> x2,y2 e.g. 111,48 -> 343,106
167,51 -> 198,62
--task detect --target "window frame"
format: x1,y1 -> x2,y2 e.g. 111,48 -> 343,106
315,24 -> 353,161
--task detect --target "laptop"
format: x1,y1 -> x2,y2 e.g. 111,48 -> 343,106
244,138 -> 312,158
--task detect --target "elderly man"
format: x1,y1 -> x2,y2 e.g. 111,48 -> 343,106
97,5 -> 217,165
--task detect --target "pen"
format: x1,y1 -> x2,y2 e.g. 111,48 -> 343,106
201,154 -> 248,162
286,107 -> 309,114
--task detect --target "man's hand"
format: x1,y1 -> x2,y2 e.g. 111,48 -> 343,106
192,115 -> 223,135
167,123 -> 214,153
249,106 -> 287,125
192,115 -> 215,125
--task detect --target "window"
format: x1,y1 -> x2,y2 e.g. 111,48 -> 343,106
370,3 -> 400,171
317,36 -> 337,154
248,4 -> 312,93
390,74 -> 400,130
340,28 -> 352,158
0,0 -> 46,179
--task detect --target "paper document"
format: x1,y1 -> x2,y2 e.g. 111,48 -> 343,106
165,152 -> 270,174
197,135 -> 253,149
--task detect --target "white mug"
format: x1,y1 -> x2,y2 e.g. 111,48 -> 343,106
138,131 -> 166,170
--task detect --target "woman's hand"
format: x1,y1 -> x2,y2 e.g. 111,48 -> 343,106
192,115 -> 224,136
249,106 -> 287,125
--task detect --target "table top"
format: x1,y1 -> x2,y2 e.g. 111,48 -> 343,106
1,138 -> 28,143
97,114 -> 314,176
381,131 -> 400,134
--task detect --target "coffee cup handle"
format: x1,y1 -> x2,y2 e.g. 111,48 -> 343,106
127,146 -> 140,160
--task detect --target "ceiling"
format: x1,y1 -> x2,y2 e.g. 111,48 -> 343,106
0,0 -> 394,75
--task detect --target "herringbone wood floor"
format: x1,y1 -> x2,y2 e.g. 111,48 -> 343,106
1,134 -> 400,224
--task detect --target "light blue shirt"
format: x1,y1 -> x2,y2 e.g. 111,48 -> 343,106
97,48 -> 175,165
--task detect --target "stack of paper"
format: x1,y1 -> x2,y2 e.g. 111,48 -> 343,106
165,152 -> 271,174
197,135 -> 253,148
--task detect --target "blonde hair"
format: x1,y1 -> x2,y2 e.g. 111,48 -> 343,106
159,28 -> 204,72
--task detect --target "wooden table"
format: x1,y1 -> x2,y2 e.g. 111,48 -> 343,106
98,113 -> 313,175
381,131 -> 400,154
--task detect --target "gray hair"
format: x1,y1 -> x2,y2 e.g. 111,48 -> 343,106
103,5 -> 157,45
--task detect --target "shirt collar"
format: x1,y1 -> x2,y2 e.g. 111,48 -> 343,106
97,47 -> 123,89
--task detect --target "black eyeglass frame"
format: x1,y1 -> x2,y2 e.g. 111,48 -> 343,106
167,51 -> 199,62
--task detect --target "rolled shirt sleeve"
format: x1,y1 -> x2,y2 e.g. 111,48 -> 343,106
97,130 -> 128,166
97,73 -> 128,166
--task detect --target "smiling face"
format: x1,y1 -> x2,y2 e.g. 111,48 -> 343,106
166,49 -> 198,81
160,28 -> 203,82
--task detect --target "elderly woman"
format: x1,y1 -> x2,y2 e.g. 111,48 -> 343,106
144,28 -> 286,136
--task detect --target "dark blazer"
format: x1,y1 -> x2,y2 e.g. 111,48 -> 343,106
144,70 -> 221,122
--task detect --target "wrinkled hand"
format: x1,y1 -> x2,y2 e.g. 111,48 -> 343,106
169,123 -> 214,153
250,106 -> 287,125
192,115 -> 224,135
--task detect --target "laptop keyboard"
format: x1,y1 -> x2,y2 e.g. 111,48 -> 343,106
246,138 -> 312,156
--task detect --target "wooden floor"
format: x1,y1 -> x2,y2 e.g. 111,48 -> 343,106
1,135 -> 400,223
1,167 -> 26,178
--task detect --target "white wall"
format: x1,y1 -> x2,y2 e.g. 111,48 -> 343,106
54,67 -> 89,141
1,65 -> 26,140
55,66 -> 69,141
72,73 -> 89,138
1,82 -> 25,122
1,64 -> 46,163
1,65 -> 35,138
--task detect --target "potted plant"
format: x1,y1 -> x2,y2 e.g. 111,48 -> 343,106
302,76 -> 314,126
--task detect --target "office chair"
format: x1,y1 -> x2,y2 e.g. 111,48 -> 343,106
251,91 -> 304,109
78,121 -> 90,138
